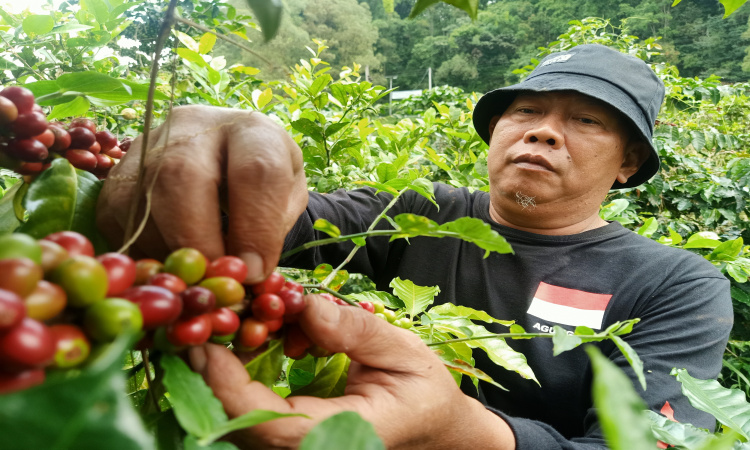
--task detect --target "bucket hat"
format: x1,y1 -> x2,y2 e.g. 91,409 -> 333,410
472,44 -> 665,189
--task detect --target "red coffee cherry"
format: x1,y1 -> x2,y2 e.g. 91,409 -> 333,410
69,117 -> 96,134
96,252 -> 137,296
7,138 -> 48,162
0,258 -> 44,297
0,95 -> 18,125
236,318 -> 268,350
38,239 -> 69,273
278,289 -> 305,315
359,301 -> 375,313
205,256 -> 248,283
283,280 -> 304,294
166,314 -> 212,347
24,280 -> 67,322
283,324 -> 312,359
95,130 -> 118,151
48,125 -> 71,153
103,146 -> 123,159
0,369 -> 45,394
252,272 -> 286,295
251,293 -> 285,321
208,307 -> 240,336
0,318 -> 55,371
11,112 -> 48,138
134,259 -> 163,285
264,317 -> 283,332
180,286 -> 216,317
148,272 -> 187,294
49,324 -> 91,369
0,288 -> 26,331
15,162 -> 44,175
33,129 -> 55,148
65,149 -> 98,171
0,86 -> 35,114
119,137 -> 132,152
43,231 -> 95,258
119,285 -> 183,329
68,127 -> 96,149
88,141 -> 101,155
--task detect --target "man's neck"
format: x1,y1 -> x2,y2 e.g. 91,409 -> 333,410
488,200 -> 609,236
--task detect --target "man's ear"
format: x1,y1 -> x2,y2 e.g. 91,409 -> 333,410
488,115 -> 501,138
616,141 -> 649,184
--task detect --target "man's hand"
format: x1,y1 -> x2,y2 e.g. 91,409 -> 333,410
96,105 -> 308,283
189,296 -> 516,449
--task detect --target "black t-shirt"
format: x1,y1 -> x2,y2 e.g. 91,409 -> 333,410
282,183 -> 733,449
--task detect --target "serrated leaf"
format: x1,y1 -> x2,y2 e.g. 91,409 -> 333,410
161,354 -> 227,439
586,346 -> 656,450
390,277 -> 439,318
198,32 -> 217,54
299,412 -> 383,450
48,96 -> 91,121
290,353 -> 350,398
429,303 -> 514,325
245,340 -> 285,388
313,218 -> 340,238
672,368 -> 750,439
245,0 -> 283,41
440,217 -> 513,257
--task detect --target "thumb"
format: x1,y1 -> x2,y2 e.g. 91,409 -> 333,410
299,296 -> 433,373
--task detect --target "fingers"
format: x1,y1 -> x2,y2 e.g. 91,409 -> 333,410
225,113 -> 308,283
299,296 -> 435,373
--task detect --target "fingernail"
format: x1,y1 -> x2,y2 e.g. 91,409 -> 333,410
239,252 -> 264,284
315,295 -> 341,324
188,345 -> 208,374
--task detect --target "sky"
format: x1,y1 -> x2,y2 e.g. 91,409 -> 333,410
3,0 -> 63,14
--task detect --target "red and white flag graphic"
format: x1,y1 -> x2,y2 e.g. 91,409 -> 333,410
526,282 -> 612,330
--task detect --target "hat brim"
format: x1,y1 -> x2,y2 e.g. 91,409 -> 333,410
472,72 -> 660,189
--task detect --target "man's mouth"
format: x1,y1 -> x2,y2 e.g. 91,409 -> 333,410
512,154 -> 555,172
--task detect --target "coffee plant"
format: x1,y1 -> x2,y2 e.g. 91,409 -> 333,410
0,1 -> 749,449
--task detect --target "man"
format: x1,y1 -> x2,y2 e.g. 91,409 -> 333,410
98,44 -> 732,448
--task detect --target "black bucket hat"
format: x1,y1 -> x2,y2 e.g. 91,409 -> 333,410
472,44 -> 665,189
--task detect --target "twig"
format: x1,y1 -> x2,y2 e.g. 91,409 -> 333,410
300,283 -> 358,307
174,16 -> 284,75
121,0 -> 178,252
0,34 -> 46,80
142,350 -> 161,413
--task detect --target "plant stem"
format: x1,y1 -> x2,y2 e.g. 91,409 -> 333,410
122,0 -> 178,253
142,350 -> 161,413
300,283 -> 358,306
425,332 -> 556,346
280,230 -> 405,259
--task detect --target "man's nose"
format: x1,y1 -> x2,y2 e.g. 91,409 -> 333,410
523,118 -> 564,149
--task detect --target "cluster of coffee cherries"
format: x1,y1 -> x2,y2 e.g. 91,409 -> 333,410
0,86 -> 132,179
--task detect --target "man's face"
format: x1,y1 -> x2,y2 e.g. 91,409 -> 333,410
487,91 -> 639,216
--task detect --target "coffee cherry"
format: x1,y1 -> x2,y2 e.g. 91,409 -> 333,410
0,95 -> 18,125
95,130 -> 118,151
48,125 -> 71,153
278,289 -> 305,315
0,233 -> 42,264
135,259 -> 163,285
69,118 -> 96,134
50,256 -> 108,308
251,293 -> 285,321
264,317 -> 283,332
7,138 -> 49,162
96,253 -> 136,296
180,286 -> 216,317
208,307 -> 240,336
103,146 -> 123,159
92,154 -> 114,178
43,231 -> 95,258
38,239 -> 69,273
199,276 -> 245,307
68,127 -> 96,149
15,162 -> 43,175
205,256 -> 248,283
121,108 -> 137,120
252,272 -> 285,295
84,298 -> 143,342
284,280 -> 304,294
283,324 -> 312,359
0,318 -> 55,371
0,369 -> 45,394
166,314 -> 212,347
147,272 -> 187,294
359,301 -> 375,313
24,280 -> 67,321
65,149 -> 98,171
49,324 -> 90,369
11,112 -> 48,138
0,258 -> 44,297
163,248 -> 206,285
236,318 -> 268,350
119,137 -> 132,152
119,285 -> 182,329
0,288 -> 26,331
88,141 -> 101,155
33,129 -> 55,148
0,87 -> 35,114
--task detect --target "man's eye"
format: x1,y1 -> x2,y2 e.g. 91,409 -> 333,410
517,108 -> 535,114
578,117 -> 599,125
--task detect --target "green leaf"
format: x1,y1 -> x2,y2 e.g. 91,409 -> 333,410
672,368 -> 750,440
586,346 -> 656,450
308,74 -> 332,97
185,435 -> 238,450
684,231 -> 721,249
56,72 -> 126,94
176,48 -> 207,67
245,0 -> 283,41
49,23 -> 94,34
290,353 -> 350,398
392,213 -> 440,238
599,199 -> 630,221
18,159 -> 102,241
390,277 -> 439,318
440,217 -> 513,257
437,353 -> 506,390
611,335 -> 646,390
291,118 -> 325,144
709,238 -> 743,261
409,0 -> 478,20
551,326 -> 583,355
161,354 -> 228,439
22,15 -> 54,36
48,96 -> 91,121
199,32 -> 217,54
255,88 -> 273,109
299,412 -> 384,450
645,410 -> 723,448
245,339 -> 285,387
719,0 -> 747,17
174,30 -> 199,52
429,303 -> 514,325
0,334 -> 154,449
198,410 -> 305,446
311,263 -> 349,289
313,218 -> 341,238
637,217 -> 658,237
81,0 -> 109,23
0,182 -> 22,234
347,291 -> 404,309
